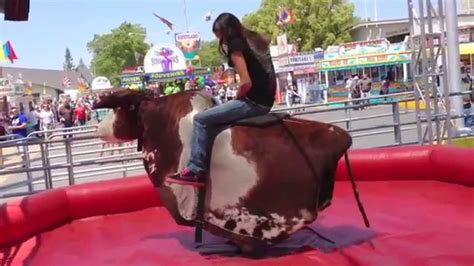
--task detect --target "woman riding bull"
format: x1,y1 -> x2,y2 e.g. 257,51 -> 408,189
167,12 -> 277,186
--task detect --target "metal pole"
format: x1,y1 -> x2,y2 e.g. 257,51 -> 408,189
344,102 -> 351,130
445,0 -> 465,129
418,0 -> 434,144
408,0 -> 424,144
183,0 -> 189,32
23,142 -> 33,192
65,138 -> 75,185
438,0 -> 453,143
427,0 -> 442,142
325,71 -> 329,87
39,143 -> 52,189
392,102 -> 402,144
364,0 -> 368,21
374,0 -> 378,21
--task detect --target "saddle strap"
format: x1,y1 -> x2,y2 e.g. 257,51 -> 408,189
194,186 -> 206,246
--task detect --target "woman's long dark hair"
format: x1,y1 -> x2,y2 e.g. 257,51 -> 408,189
212,12 -> 271,57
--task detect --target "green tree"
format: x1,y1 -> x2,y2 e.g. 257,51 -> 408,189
63,48 -> 75,71
242,0 -> 357,51
87,22 -> 150,86
196,40 -> 225,68
78,58 -> 85,67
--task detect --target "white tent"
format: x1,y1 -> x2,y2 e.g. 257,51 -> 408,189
91,76 -> 112,92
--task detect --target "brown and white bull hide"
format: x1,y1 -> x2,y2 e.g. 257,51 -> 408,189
93,89 -> 352,254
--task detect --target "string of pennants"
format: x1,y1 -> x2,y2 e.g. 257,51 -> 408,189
62,75 -> 90,92
0,41 -> 18,63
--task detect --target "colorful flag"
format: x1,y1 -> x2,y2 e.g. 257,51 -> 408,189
0,49 -> 5,63
5,41 -> 18,63
62,76 -> 72,87
152,13 -> 175,31
275,7 -> 296,26
204,10 -> 212,22
77,77 -> 89,92
3,44 -> 10,61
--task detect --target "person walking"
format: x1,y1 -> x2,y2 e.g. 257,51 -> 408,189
39,104 -> 55,139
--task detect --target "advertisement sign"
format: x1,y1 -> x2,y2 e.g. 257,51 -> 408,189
288,54 -> 315,65
143,44 -> 187,73
91,76 -> 112,91
320,39 -> 411,71
175,32 -> 201,59
320,52 -> 411,70
277,34 -> 289,56
314,48 -> 324,60
147,67 -> 210,82
325,39 -> 391,60
122,66 -> 144,74
120,75 -> 145,88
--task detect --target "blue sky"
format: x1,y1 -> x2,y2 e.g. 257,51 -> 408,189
0,0 -> 437,70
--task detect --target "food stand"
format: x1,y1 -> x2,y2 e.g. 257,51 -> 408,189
317,39 -> 412,101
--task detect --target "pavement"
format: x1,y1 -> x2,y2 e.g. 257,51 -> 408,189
0,146 -> 41,185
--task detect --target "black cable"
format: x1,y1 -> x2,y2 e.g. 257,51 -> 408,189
344,152 -> 370,228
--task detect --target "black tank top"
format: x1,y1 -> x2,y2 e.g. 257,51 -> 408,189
227,38 -> 276,107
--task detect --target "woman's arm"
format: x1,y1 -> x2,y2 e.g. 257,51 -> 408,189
231,51 -> 252,99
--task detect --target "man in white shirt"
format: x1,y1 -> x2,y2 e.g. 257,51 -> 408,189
39,105 -> 55,138
345,75 -> 353,100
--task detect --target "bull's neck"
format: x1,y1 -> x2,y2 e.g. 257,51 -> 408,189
141,97 -> 194,185
138,92 -> 213,185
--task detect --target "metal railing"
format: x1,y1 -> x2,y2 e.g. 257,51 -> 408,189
272,90 -> 472,145
0,90 -> 472,200
0,125 -> 143,200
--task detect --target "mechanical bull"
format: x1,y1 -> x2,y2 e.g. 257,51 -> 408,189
93,89 -> 369,255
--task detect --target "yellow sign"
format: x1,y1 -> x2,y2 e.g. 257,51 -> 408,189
460,43 -> 474,55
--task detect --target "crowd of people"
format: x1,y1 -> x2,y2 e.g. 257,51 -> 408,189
0,78 -> 244,142
149,77 -> 240,104
345,74 -> 377,110
0,96 -> 95,140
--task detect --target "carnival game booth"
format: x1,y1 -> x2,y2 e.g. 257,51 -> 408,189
120,44 -> 210,90
318,39 -> 412,103
0,145 -> 473,265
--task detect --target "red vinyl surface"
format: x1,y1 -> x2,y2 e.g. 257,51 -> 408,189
1,145 -> 473,265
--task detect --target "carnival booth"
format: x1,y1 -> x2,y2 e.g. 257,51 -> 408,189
120,67 -> 146,89
120,44 -> 210,90
318,39 -> 412,102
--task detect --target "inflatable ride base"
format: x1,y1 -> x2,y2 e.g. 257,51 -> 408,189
1,145 -> 473,265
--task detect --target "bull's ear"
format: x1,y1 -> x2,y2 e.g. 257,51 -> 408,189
92,88 -> 141,109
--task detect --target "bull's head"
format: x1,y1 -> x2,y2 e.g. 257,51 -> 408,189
93,89 -> 148,143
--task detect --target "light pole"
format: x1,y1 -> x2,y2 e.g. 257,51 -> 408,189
183,0 -> 189,32
445,0 -> 465,129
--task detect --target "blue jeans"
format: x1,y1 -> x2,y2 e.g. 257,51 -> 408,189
187,98 -> 271,173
